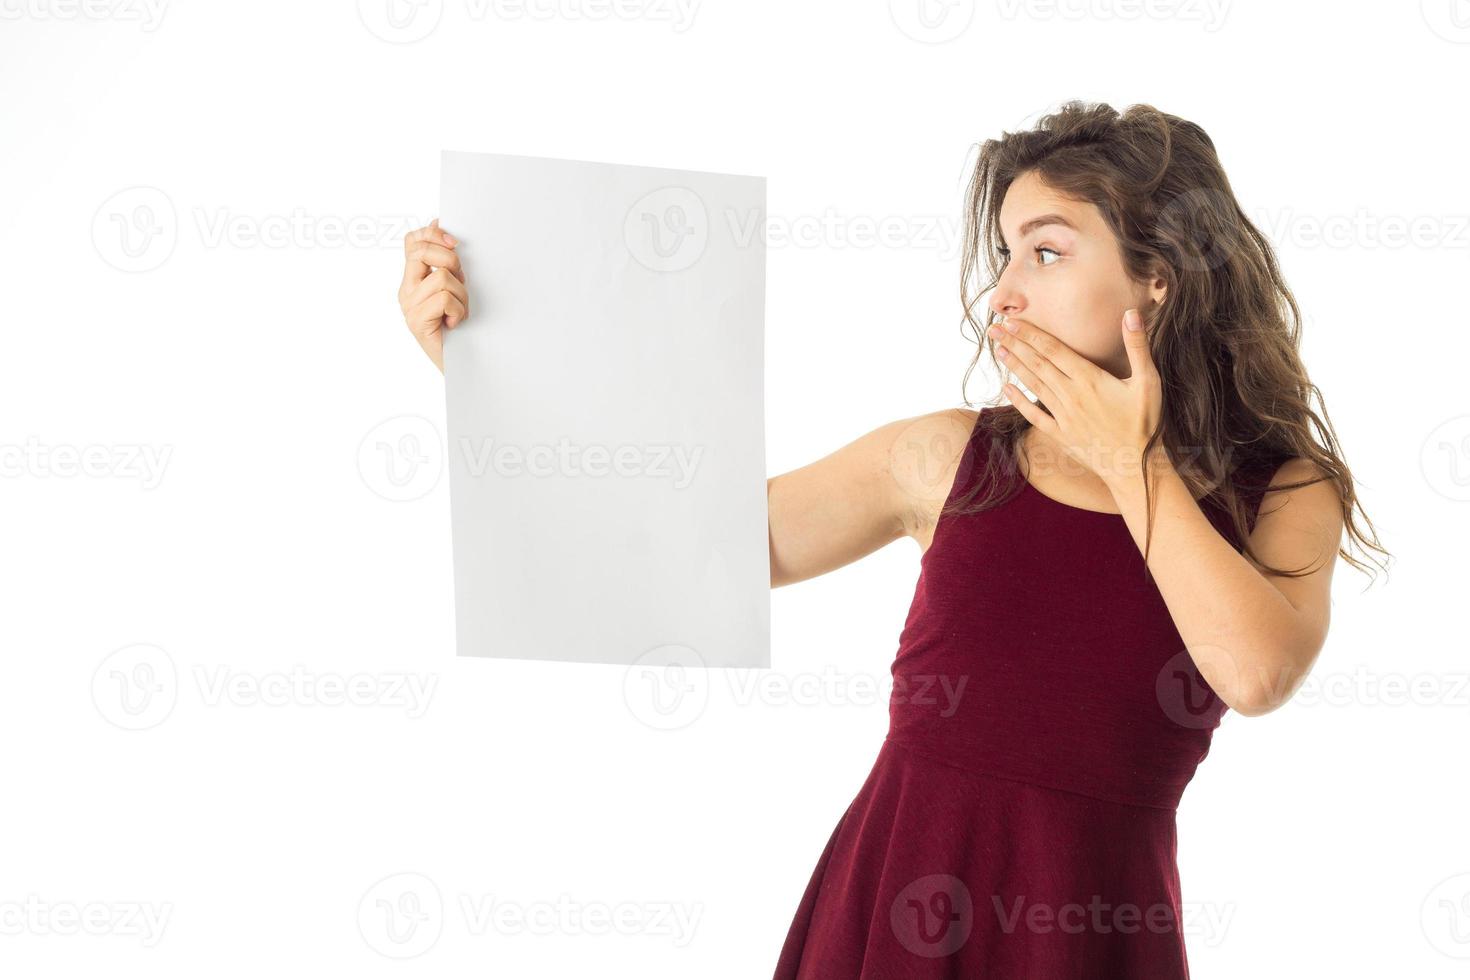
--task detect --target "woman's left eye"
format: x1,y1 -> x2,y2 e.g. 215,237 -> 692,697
1036,246 -> 1061,266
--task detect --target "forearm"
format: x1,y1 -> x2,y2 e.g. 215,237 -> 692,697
1104,456 -> 1310,715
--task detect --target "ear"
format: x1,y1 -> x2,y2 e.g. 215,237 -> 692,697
1144,268 -> 1168,323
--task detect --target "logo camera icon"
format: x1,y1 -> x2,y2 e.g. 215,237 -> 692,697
92,186 -> 177,273
623,187 -> 709,272
92,643 -> 178,731
358,872 -> 444,958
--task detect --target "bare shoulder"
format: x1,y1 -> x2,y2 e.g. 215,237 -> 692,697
1248,455 -> 1345,584
1256,456 -> 1344,528
885,407 -> 981,543
765,407 -> 979,587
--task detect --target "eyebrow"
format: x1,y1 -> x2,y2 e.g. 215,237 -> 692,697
999,213 -> 1078,248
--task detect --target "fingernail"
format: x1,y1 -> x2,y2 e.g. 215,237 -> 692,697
1125,309 -> 1142,331
443,231 -> 457,246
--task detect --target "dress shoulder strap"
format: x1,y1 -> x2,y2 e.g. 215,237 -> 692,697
1233,453 -> 1291,534
954,405 -> 1012,500
1195,450 -> 1292,551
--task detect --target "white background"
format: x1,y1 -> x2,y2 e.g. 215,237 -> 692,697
1,1 -> 1466,977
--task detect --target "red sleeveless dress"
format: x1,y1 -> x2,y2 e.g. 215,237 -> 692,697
773,406 -> 1284,979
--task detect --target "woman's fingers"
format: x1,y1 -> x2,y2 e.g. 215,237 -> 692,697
399,220 -> 465,373
407,289 -> 467,341
401,221 -> 462,289
407,218 -> 456,250
402,240 -> 463,291
403,221 -> 453,260
405,267 -> 469,324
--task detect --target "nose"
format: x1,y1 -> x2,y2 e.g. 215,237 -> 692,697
988,282 -> 1023,321
988,257 -> 1025,320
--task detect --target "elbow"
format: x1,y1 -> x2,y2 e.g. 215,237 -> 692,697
1225,644 -> 1321,718
1226,685 -> 1285,718
1221,669 -> 1293,716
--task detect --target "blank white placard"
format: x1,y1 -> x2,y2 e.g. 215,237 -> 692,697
439,150 -> 769,668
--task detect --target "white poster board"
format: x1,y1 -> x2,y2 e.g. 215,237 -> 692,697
439,150 -> 769,668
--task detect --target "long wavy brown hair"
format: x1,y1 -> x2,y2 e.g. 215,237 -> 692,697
947,99 -> 1388,582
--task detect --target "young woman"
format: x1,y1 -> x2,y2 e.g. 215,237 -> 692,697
397,101 -> 1387,978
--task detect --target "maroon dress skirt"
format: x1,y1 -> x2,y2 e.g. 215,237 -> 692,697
773,406 -> 1284,978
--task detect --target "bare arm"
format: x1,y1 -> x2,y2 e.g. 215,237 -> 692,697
768,409 -> 977,587
1103,454 -> 1343,716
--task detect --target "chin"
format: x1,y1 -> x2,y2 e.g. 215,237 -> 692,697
1058,332 -> 1107,358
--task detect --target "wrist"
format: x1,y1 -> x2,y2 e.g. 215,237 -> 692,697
1101,443 -> 1176,502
